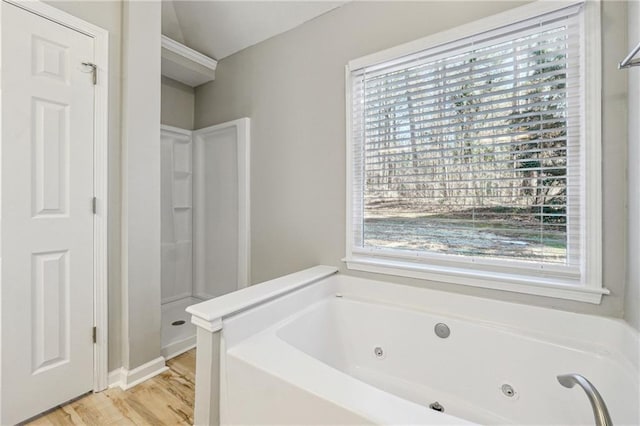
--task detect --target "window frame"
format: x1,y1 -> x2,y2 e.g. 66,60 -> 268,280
344,0 -> 607,303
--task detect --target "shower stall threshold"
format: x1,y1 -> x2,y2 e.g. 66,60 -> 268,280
161,296 -> 203,360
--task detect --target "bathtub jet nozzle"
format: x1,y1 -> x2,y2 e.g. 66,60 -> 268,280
429,401 -> 444,413
434,323 -> 450,338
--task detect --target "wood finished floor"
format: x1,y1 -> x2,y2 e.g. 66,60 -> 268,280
27,349 -> 195,426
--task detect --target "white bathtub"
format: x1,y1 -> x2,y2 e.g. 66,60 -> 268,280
188,266 -> 640,425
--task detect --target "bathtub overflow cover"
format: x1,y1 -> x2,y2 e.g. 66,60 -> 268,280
374,347 -> 384,358
434,323 -> 450,338
501,384 -> 516,397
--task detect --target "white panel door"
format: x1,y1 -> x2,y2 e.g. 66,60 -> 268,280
1,3 -> 96,424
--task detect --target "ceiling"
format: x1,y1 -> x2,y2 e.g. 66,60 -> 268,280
162,1 -> 346,60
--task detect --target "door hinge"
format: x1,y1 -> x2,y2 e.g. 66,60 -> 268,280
92,326 -> 97,344
92,197 -> 97,214
82,62 -> 97,85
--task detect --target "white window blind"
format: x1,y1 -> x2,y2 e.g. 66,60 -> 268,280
349,4 -> 585,278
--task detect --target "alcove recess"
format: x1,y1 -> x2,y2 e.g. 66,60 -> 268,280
160,35 -> 217,360
161,35 -> 217,87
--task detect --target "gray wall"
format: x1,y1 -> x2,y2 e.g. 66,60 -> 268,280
43,1 -> 124,371
195,1 -> 630,318
161,76 -> 195,130
121,0 -> 162,370
626,0 -> 640,331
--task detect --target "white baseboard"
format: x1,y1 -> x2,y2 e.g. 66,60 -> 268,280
108,368 -> 124,388
107,356 -> 168,391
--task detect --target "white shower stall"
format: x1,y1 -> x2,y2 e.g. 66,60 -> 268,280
160,119 -> 250,359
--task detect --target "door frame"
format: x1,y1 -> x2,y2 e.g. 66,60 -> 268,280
1,0 -> 110,391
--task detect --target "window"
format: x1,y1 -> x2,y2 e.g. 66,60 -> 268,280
346,1 -> 606,303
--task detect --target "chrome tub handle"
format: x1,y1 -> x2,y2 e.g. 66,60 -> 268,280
557,373 -> 613,426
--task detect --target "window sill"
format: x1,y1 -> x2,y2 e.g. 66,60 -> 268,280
344,256 -> 609,304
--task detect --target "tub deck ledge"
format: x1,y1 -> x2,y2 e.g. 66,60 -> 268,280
186,265 -> 338,331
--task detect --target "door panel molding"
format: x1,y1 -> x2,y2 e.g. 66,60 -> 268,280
1,0 -> 110,393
